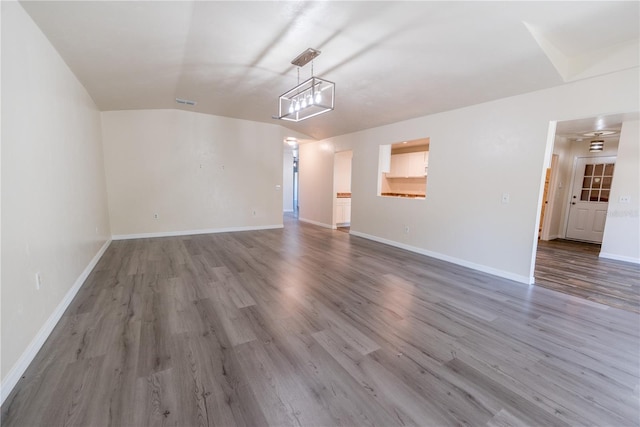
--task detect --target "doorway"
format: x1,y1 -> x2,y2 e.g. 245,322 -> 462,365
533,114 -> 631,309
538,115 -> 621,244
283,142 -> 299,216
293,151 -> 299,214
333,150 -> 353,230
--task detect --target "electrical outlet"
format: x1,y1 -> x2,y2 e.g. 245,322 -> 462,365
404,225 -> 410,233
153,213 -> 159,220
501,193 -> 510,204
35,272 -> 42,290
252,210 -> 257,216
619,196 -> 631,203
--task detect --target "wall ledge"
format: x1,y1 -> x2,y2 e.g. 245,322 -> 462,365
1,239 -> 112,405
349,230 -> 534,285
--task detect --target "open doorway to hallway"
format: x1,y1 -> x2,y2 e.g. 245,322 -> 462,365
534,113 -> 640,312
283,139 -> 299,217
334,150 -> 353,232
540,115 -> 621,244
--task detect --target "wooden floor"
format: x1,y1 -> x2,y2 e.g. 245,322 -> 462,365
3,218 -> 639,426
535,239 -> 640,313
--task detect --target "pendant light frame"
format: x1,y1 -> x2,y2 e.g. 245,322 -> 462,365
275,48 -> 335,122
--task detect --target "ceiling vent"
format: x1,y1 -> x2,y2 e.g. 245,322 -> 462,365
176,98 -> 197,106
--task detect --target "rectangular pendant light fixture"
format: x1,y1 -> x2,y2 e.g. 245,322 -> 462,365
275,48 -> 335,122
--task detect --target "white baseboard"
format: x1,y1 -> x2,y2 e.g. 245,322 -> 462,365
298,217 -> 336,230
283,209 -> 294,213
1,238 -> 112,405
349,230 -> 533,285
599,252 -> 640,264
112,224 -> 283,240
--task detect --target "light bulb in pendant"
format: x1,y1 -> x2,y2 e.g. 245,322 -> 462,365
308,93 -> 314,105
295,99 -> 300,112
315,90 -> 321,103
288,102 -> 294,114
301,97 -> 307,108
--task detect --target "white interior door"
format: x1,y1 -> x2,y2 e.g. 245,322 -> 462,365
565,156 -> 615,243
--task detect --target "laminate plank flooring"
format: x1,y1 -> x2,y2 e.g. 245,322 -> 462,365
3,217 -> 639,426
535,239 -> 640,313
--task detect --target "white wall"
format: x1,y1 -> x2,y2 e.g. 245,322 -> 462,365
299,142 -> 335,228
601,120 -> 640,263
299,68 -> 639,283
1,1 -> 111,397
102,109 -> 287,237
283,148 -> 294,212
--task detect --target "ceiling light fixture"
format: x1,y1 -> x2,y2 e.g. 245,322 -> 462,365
589,132 -> 605,152
275,48 -> 335,122
583,130 -> 616,137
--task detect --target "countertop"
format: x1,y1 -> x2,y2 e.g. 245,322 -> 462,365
381,192 -> 425,199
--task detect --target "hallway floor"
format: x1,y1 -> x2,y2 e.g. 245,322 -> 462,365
535,239 -> 640,313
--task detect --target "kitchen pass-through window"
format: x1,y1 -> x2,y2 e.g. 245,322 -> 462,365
378,137 -> 429,199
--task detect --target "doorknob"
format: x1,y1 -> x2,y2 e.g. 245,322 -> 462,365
571,202 -> 576,205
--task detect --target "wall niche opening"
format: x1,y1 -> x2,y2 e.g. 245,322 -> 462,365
378,137 -> 429,199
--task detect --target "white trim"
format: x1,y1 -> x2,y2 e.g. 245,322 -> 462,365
599,252 -> 640,264
112,224 -> 283,240
1,239 -> 112,405
350,230 -> 533,285
298,217 -> 336,230
541,154 -> 560,241
530,121 -> 558,284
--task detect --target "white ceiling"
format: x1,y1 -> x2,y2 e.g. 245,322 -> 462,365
555,112 -> 640,141
20,1 -> 639,140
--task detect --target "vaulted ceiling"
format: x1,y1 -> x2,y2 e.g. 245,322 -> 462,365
20,1 -> 640,140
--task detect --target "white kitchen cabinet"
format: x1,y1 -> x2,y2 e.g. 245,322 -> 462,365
379,144 -> 392,173
386,151 -> 427,178
335,198 -> 351,225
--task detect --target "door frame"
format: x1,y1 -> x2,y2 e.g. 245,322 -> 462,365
540,154 -> 559,241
